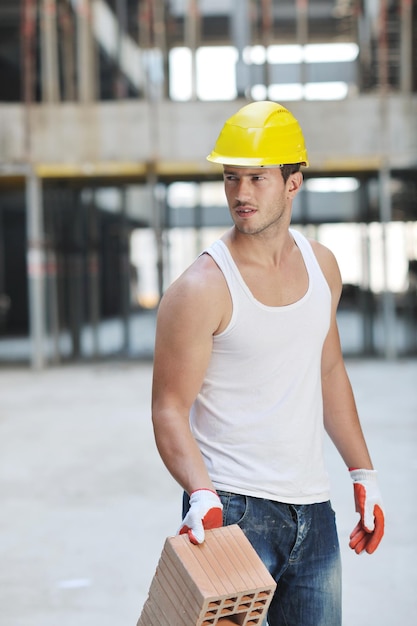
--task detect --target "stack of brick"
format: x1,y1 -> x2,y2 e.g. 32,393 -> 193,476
137,524 -> 276,626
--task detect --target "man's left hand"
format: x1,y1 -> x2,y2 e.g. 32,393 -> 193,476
349,468 -> 385,555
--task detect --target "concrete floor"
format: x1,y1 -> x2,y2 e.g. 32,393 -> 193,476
0,358 -> 416,626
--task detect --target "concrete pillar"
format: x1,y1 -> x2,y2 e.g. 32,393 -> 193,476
60,0 -> 77,101
120,187 -> 130,354
115,0 -> 129,98
379,165 -> 397,359
230,0 -> 251,98
68,194 -> 84,359
400,0 -> 413,93
185,0 -> 200,101
261,0 -> 273,90
26,169 -> 46,370
86,189 -> 100,357
40,0 -> 60,102
359,193 -> 375,355
76,0 -> 97,102
45,209 -> 60,364
296,0 -> 308,90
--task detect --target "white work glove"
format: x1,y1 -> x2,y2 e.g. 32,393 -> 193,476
349,468 -> 385,554
178,488 -> 223,545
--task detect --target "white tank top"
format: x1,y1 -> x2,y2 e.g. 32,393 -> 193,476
190,229 -> 332,504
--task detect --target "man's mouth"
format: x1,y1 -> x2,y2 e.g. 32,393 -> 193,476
235,206 -> 256,215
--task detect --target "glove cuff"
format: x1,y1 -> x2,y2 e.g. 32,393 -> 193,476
190,488 -> 220,499
349,468 -> 378,483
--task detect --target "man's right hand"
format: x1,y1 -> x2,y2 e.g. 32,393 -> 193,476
178,489 -> 223,544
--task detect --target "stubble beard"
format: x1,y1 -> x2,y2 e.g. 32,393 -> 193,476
232,207 -> 287,237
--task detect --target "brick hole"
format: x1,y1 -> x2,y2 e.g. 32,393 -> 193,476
253,600 -> 267,608
224,597 -> 238,604
220,607 -> 233,615
256,591 -> 271,599
208,601 -> 222,608
241,594 -> 255,602
237,603 -> 251,610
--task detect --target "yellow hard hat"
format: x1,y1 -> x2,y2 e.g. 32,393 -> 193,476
207,100 -> 309,167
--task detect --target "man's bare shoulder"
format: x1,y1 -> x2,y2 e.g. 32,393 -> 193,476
309,239 -> 342,297
158,253 -> 230,335
165,253 -> 226,300
309,238 -> 336,262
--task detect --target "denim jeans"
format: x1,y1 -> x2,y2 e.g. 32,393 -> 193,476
182,492 -> 342,626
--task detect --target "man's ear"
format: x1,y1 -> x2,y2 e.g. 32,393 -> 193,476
288,171 -> 303,196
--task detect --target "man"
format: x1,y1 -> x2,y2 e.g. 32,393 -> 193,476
151,101 -> 384,626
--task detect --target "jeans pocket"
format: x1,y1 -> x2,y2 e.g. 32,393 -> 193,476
217,491 -> 249,526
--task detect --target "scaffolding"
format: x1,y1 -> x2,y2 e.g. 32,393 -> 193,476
0,0 -> 416,366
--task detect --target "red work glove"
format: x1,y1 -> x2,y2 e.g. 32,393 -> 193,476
178,489 -> 223,545
349,468 -> 385,555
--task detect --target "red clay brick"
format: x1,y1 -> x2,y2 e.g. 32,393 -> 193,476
137,525 -> 276,626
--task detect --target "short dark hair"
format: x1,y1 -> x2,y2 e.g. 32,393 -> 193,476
280,163 -> 301,183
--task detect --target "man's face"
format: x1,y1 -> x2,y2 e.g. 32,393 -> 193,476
223,166 -> 296,236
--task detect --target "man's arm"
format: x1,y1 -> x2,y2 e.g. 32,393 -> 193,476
312,241 -> 372,467
151,254 -> 228,495
151,254 -> 231,543
313,241 -> 384,554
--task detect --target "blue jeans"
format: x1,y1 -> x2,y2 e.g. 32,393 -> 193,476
182,492 -> 342,626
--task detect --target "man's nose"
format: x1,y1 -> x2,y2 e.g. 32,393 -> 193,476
235,178 -> 252,202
